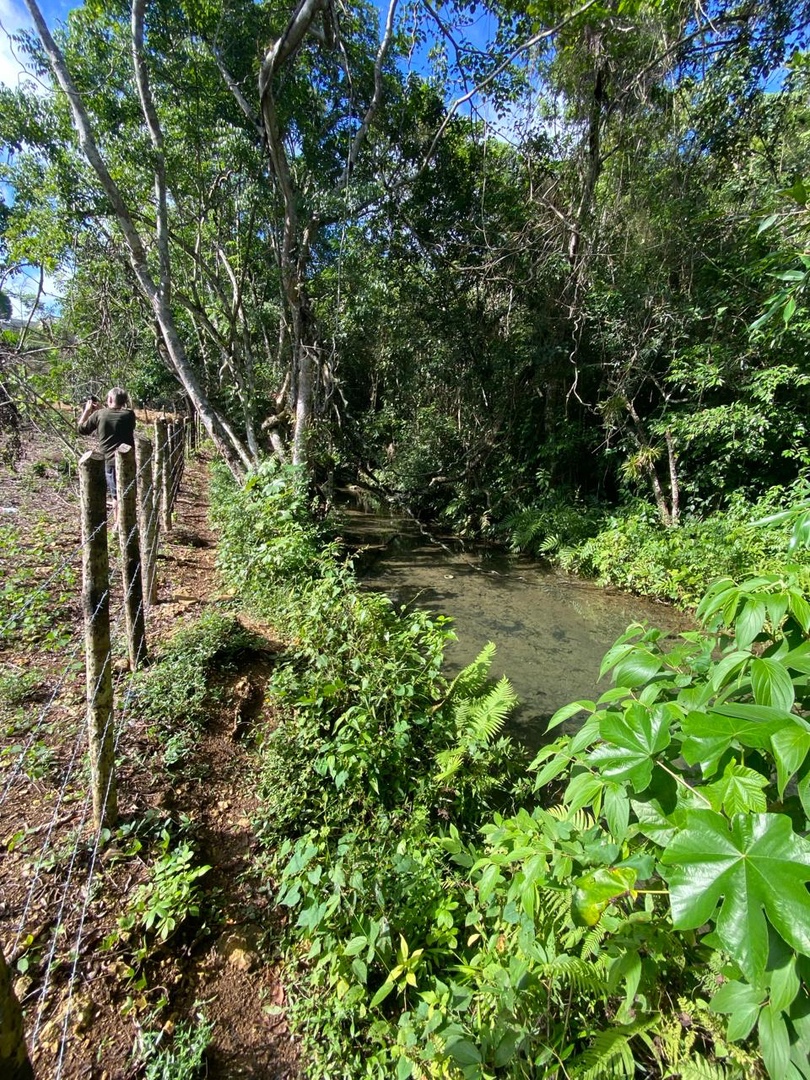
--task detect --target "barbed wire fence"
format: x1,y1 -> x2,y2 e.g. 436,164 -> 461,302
0,409 -> 201,1077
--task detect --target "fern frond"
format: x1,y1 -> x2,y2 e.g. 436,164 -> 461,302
572,1018 -> 658,1080
543,804 -> 595,832
678,1061 -> 738,1080
557,545 -> 577,570
573,1028 -> 637,1080
539,955 -> 607,996
461,677 -> 518,744
448,642 -> 497,700
579,922 -> 609,959
435,748 -> 465,783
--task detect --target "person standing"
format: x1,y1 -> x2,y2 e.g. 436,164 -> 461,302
77,387 -> 136,515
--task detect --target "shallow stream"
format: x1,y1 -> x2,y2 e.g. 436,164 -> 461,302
340,502 -> 691,748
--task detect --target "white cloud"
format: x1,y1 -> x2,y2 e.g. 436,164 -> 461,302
0,0 -> 34,90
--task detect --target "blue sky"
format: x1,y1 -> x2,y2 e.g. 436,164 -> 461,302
0,0 -> 73,314
0,0 -> 539,316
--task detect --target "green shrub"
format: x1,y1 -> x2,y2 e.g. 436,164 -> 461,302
139,1011 -> 213,1079
0,520 -> 77,647
130,611 -> 256,730
570,483 -> 810,606
211,460 -> 810,1078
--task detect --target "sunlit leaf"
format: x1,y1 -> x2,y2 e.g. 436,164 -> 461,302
661,811 -> 810,981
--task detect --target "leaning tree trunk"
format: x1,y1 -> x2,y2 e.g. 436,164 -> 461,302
25,0 -> 253,484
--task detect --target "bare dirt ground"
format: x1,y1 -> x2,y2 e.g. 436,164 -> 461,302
0,418 -> 299,1079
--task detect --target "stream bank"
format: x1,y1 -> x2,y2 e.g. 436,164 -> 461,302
338,501 -> 692,746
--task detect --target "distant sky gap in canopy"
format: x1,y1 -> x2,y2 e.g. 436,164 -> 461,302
0,0 -> 532,317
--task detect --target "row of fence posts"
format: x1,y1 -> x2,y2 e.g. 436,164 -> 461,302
2,414 -> 201,1079
82,415 -> 198,832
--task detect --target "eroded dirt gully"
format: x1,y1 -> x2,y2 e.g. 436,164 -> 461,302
0,428 -> 299,1079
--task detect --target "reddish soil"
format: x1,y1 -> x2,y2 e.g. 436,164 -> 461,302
0,418 -> 299,1079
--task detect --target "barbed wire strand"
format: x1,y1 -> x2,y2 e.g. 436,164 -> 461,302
53,663 -> 142,1077
9,591 -> 121,954
4,443 -> 183,1066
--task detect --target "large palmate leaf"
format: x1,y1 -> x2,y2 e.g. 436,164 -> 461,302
586,702 -> 671,792
703,763 -> 768,815
661,811 -> 810,981
681,710 -> 786,776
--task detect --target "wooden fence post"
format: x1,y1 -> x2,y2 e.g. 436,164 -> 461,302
134,434 -> 158,607
177,418 -> 186,497
79,451 -> 117,830
154,418 -> 171,532
0,943 -> 34,1080
184,408 -> 194,453
115,445 -> 148,670
167,421 -> 177,512
168,420 -> 184,512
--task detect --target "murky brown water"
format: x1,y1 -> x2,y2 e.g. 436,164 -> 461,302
342,505 -> 691,747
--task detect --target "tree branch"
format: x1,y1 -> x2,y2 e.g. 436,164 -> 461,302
337,0 -> 399,190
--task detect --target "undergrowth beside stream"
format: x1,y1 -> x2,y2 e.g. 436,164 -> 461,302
210,460 -> 810,1080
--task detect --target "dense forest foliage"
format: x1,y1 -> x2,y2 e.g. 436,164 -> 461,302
4,3 -> 810,1077
2,0 -> 809,576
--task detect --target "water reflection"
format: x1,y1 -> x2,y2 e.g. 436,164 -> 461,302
339,503 -> 691,747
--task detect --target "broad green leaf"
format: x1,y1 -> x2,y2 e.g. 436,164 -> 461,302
799,772 -> 810,821
445,1037 -> 482,1066
572,867 -> 637,927
681,711 -> 784,776
713,702 -> 795,724
710,650 -> 751,692
704,763 -> 768,815
756,212 -> 780,235
493,1029 -> 521,1068
789,591 -> 810,633
710,979 -> 764,1041
532,751 -> 573,789
766,594 -> 789,630
759,1003 -> 792,1080
631,798 -> 677,848
599,626 -> 647,675
751,658 -> 795,712
564,771 -> 602,813
780,179 -> 807,206
344,936 -> 367,957
769,956 -> 800,1013
771,723 -> 810,796
396,1053 -> 413,1079
697,578 -> 737,625
611,648 -> 664,688
544,699 -> 595,733
370,978 -> 395,1007
599,642 -> 636,680
782,641 -> 810,674
736,600 -> 768,649
569,715 -> 601,754
604,783 -> 630,840
661,811 -> 810,981
607,950 -> 642,1013
587,703 -> 671,792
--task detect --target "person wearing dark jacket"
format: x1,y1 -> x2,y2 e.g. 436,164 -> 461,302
77,387 -> 136,514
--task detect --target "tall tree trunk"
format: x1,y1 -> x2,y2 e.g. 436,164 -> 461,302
24,0 -> 253,483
